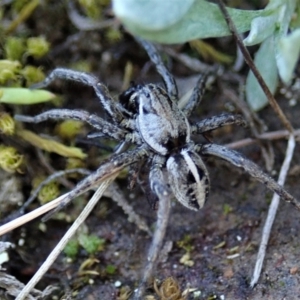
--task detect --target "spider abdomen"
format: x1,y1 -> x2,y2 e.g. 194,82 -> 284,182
167,150 -> 210,211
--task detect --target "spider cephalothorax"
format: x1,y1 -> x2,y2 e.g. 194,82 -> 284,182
120,82 -> 190,154
15,37 -> 300,296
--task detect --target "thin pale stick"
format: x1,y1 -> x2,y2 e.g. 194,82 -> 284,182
20,168 -> 91,214
1,147 -> 147,236
15,173 -> 118,300
250,135 -> 295,287
226,128 -> 300,149
0,193 -> 70,236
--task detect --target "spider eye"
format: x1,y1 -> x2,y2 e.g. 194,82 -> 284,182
167,150 -> 210,211
119,83 -> 142,112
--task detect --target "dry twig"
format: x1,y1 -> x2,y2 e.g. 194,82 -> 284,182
15,173 -> 118,300
216,0 -> 294,133
0,193 -> 69,236
251,135 -> 296,286
217,0 -> 297,288
226,128 -> 300,149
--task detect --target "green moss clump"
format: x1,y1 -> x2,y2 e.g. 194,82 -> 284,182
26,36 -> 50,58
4,37 -> 25,61
0,145 -> 24,173
0,112 -> 15,135
105,264 -> 117,275
79,234 -> 105,254
20,66 -> 45,86
64,239 -> 80,259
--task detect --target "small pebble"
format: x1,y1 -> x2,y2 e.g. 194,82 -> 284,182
290,266 -> 298,275
114,280 -> 122,287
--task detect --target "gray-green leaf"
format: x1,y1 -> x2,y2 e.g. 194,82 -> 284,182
0,87 -> 55,105
113,0 -> 265,43
246,37 -> 278,111
276,28 -> 300,83
243,13 -> 278,46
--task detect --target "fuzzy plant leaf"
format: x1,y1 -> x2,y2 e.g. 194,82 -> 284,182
245,37 -> 278,111
245,0 -> 298,110
112,0 -> 265,43
243,13 -> 278,46
244,0 -> 296,44
0,87 -> 55,105
276,28 -> 300,83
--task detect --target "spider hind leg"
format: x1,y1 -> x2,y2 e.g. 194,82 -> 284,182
198,143 -> 300,209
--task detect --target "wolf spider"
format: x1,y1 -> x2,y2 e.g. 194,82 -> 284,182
15,37 -> 300,297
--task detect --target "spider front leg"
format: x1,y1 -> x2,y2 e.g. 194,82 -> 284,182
197,143 -> 300,209
136,37 -> 178,101
15,109 -> 127,141
43,147 -> 148,221
181,73 -> 208,117
149,155 -> 170,199
191,113 -> 247,135
31,68 -> 125,123
135,155 -> 172,299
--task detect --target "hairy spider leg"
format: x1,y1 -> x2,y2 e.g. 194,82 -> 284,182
191,113 -> 247,134
30,68 -> 125,123
135,193 -> 171,299
15,109 -> 127,141
134,154 -> 172,298
94,82 -> 134,122
42,147 -> 148,221
136,37 -> 178,101
149,155 -> 170,200
127,157 -> 147,190
198,143 -> 300,210
182,73 -> 208,117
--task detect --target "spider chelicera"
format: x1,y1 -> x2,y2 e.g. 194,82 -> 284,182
15,37 -> 300,297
